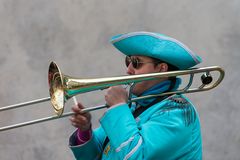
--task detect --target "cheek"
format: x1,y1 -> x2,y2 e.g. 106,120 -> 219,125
134,65 -> 157,75
134,69 -> 149,75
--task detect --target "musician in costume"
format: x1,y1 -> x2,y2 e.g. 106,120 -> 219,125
69,31 -> 202,160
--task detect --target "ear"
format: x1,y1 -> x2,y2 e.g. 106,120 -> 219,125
156,63 -> 168,72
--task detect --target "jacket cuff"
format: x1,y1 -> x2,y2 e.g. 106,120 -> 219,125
77,128 -> 92,144
69,130 -> 102,159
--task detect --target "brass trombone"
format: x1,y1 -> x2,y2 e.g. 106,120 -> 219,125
0,61 -> 225,131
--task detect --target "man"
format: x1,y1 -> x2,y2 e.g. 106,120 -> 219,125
69,31 -> 202,160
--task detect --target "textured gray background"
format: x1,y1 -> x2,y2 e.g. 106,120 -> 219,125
0,0 -> 239,160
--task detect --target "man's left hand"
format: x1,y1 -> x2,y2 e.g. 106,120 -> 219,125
105,86 -> 128,107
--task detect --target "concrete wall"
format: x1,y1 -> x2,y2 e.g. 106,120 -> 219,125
0,0 -> 239,159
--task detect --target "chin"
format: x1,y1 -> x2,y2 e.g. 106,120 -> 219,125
131,81 -> 157,96
131,85 -> 144,96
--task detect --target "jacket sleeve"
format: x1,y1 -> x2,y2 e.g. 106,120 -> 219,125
100,103 -> 200,160
69,127 -> 106,160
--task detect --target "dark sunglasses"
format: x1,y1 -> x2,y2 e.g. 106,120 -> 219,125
125,56 -> 160,69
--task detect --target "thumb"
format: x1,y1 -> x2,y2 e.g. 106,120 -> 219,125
77,102 -> 85,109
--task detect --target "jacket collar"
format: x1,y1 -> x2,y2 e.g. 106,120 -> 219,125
130,78 -> 181,107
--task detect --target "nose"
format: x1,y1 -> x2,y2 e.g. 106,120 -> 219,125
126,63 -> 135,75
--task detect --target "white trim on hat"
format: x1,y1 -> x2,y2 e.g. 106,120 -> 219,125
111,31 -> 201,64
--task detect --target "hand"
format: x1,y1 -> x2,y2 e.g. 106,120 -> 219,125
105,86 -> 128,107
70,102 -> 92,131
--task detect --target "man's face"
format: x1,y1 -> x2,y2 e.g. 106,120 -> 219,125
125,55 -> 166,96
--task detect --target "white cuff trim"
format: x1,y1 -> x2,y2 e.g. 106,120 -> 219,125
124,137 -> 143,160
115,136 -> 134,152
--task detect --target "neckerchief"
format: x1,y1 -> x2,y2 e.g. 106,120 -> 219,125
129,78 -> 181,111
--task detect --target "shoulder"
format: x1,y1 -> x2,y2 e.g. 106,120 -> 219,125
155,94 -> 198,126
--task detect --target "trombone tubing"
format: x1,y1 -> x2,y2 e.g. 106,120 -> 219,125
0,66 -> 225,132
0,86 -> 220,132
0,104 -> 107,132
0,92 -> 176,132
0,97 -> 50,112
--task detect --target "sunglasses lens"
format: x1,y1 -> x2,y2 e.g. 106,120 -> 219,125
125,56 -> 131,67
125,56 -> 141,69
131,57 -> 138,68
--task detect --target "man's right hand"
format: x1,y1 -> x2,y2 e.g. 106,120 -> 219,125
70,102 -> 92,131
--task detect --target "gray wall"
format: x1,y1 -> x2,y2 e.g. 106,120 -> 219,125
0,0 -> 239,159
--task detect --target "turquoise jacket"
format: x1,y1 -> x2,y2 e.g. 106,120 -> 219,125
69,79 -> 202,160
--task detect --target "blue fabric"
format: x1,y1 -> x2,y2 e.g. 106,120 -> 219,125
69,80 -> 202,160
110,31 -> 202,70
130,78 -> 181,107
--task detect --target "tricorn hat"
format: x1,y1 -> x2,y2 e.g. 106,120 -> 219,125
110,31 -> 202,70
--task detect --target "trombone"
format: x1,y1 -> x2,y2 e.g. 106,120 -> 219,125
0,61 -> 225,131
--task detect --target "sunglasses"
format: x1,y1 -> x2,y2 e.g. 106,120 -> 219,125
125,56 -> 160,69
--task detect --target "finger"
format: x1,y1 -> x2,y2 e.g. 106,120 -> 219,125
70,121 -> 82,129
81,112 -> 91,119
77,102 -> 85,109
71,108 -> 91,122
69,116 -> 82,126
71,112 -> 90,123
72,105 -> 81,113
71,102 -> 85,112
76,113 -> 91,122
70,116 -> 90,129
72,116 -> 89,125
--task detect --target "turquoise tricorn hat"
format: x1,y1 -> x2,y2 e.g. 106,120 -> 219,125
110,31 -> 202,70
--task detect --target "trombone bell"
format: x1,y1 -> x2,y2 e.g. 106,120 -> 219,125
48,62 -> 65,116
